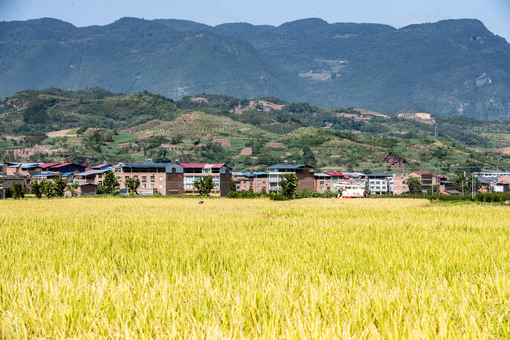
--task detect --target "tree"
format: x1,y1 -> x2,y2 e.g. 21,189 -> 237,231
41,180 -> 56,198
126,177 -> 140,195
12,182 -> 24,199
31,181 -> 43,199
54,177 -> 67,197
229,179 -> 237,192
193,176 -> 214,196
407,176 -> 422,194
301,146 -> 316,167
103,170 -> 119,195
67,182 -> 79,197
280,173 -> 299,199
452,172 -> 481,195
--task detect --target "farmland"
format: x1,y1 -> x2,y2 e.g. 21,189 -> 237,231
1,197 -> 510,338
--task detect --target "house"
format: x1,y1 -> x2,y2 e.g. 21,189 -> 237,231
438,180 -> 460,195
0,161 -> 4,199
233,171 -> 269,193
75,183 -> 98,196
267,161 -> 314,192
325,172 -> 351,193
91,163 -> 112,171
314,173 -> 333,193
367,174 -> 392,195
408,171 -> 439,193
180,163 -> 232,196
314,172 -> 351,193
494,182 -> 510,193
122,162 -> 183,195
497,174 -> 510,184
390,174 -> 408,195
1,173 -> 28,198
477,176 -> 497,193
74,169 -> 112,186
5,162 -> 41,177
50,163 -> 86,174
121,161 -> 232,196
38,163 -> 60,173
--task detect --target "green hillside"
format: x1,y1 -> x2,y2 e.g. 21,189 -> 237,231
0,88 -> 508,172
0,18 -> 509,120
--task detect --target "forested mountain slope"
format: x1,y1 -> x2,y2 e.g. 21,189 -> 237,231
1,18 -> 510,120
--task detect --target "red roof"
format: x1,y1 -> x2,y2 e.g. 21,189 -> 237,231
326,171 -> 349,178
51,163 -> 73,168
92,163 -> 111,169
179,163 -> 225,168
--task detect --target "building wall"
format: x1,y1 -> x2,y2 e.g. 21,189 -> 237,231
296,171 -> 315,191
78,185 -> 97,196
391,174 -> 408,195
368,178 -> 389,195
498,175 -> 510,183
53,165 -> 86,174
219,173 -> 231,196
166,173 -> 184,195
315,178 -> 332,193
183,174 -> 226,196
122,171 -> 168,195
252,177 -> 268,193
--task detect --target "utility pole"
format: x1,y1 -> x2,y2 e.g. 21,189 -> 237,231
472,174 -> 475,200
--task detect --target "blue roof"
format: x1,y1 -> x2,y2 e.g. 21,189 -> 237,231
237,171 -> 268,177
32,174 -> 57,178
75,169 -> 109,177
268,163 -> 310,170
122,162 -> 173,169
78,183 -> 96,186
367,174 -> 392,178
8,163 -> 40,169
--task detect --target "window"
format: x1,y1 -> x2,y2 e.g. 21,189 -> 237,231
320,181 -> 324,185
159,184 -> 164,189
133,175 -> 138,180
150,175 -> 155,182
159,175 -> 163,181
142,176 -> 147,182
125,176 -> 130,181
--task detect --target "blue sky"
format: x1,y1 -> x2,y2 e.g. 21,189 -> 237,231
1,0 -> 509,42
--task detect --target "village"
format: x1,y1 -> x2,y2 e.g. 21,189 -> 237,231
1,159 -> 509,199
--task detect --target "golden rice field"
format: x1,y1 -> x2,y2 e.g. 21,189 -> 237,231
1,197 -> 510,338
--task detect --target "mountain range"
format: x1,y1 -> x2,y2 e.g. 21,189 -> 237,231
1,17 -> 510,120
